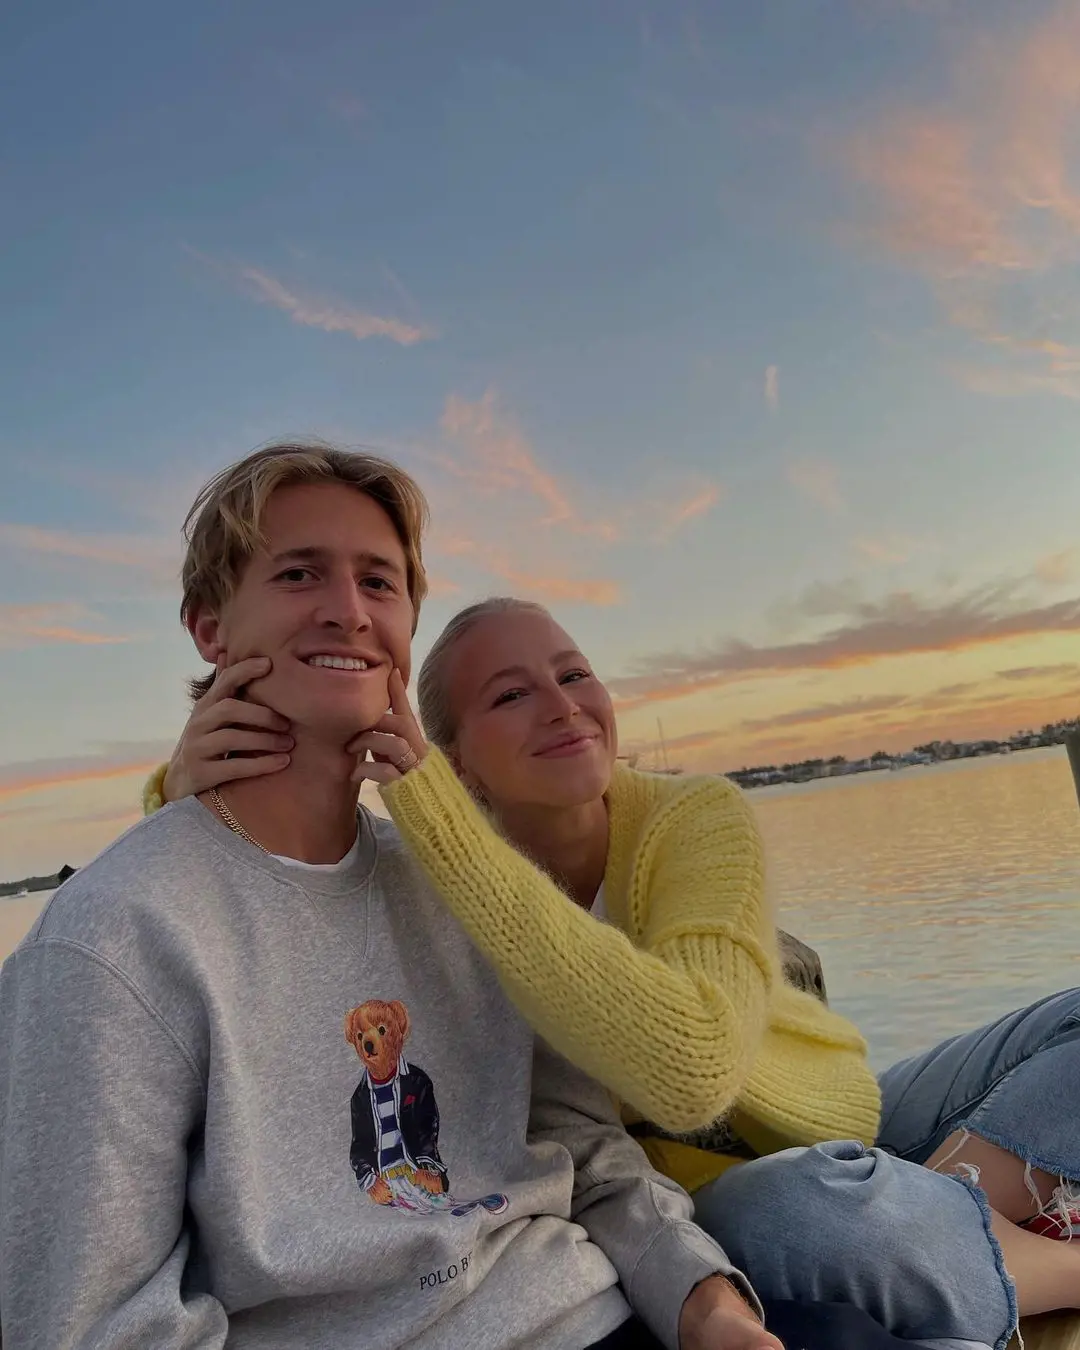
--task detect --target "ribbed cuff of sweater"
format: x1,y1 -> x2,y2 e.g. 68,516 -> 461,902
628,1220 -> 763,1350
142,762 -> 169,816
381,744 -> 462,820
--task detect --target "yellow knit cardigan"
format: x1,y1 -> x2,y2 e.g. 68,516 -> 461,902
380,750 -> 881,1187
142,751 -> 881,1192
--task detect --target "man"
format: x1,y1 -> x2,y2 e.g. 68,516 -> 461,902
0,442 -> 778,1349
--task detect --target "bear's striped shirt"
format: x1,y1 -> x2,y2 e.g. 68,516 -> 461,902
371,1076 -> 406,1172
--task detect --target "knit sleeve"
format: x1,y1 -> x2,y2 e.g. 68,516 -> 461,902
381,751 -> 774,1134
142,763 -> 169,816
731,982 -> 882,1150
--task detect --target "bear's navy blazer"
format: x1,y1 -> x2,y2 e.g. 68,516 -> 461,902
349,1060 -> 448,1191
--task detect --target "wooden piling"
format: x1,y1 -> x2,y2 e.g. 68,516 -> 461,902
1065,730 -> 1080,811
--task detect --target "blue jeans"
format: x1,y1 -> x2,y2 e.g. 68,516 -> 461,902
693,988 -> 1080,1350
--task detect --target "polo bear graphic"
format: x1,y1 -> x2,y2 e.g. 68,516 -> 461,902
344,998 -> 509,1217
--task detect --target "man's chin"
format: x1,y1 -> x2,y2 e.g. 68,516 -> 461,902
297,704 -> 391,746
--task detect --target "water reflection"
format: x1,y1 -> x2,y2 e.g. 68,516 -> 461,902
757,746 -> 1080,1068
1,748 -> 1078,1071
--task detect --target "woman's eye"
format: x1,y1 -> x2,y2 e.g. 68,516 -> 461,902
492,688 -> 525,707
561,668 -> 591,684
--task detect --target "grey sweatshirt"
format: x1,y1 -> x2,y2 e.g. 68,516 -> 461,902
0,798 -> 745,1350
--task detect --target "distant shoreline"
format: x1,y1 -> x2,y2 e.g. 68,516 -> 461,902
725,723 -> 1077,792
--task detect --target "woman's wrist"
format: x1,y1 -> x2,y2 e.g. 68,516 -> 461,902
142,762 -> 169,816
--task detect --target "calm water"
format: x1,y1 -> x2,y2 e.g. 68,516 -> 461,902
2,748 -> 1078,1070
755,746 -> 1080,1068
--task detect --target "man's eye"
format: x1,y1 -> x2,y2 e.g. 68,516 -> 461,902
278,567 -> 313,583
362,576 -> 393,592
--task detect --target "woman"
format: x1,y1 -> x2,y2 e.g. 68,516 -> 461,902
147,598 -> 1080,1348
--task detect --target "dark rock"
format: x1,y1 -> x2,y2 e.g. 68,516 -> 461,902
777,928 -> 827,1003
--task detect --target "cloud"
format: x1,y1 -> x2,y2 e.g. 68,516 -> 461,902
855,534 -> 914,565
432,535 -> 620,606
1034,548 -> 1078,586
609,576 -> 1080,708
185,247 -> 435,347
239,267 -> 435,346
785,457 -> 844,513
764,365 -> 779,412
739,694 -> 909,734
0,747 -> 174,804
623,666 -> 1080,774
0,604 -> 133,651
838,2 -> 1080,397
0,524 -> 176,576
654,482 -> 724,541
996,662 -> 1080,682
492,566 -> 620,607
424,390 -> 721,604
438,391 -> 616,539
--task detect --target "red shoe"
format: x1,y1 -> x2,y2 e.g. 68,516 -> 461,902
1022,1183 -> 1080,1240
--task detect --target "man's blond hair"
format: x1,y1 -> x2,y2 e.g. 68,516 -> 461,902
181,441 -> 429,698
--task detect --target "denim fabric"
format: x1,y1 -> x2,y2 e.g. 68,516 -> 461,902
693,989 -> 1080,1350
878,987 -> 1080,1179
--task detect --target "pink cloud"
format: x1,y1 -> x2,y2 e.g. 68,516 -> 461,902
439,391 -> 617,539
0,523 -> 173,573
430,534 -> 620,607
0,604 -> 133,651
609,575 -> 1080,709
0,753 -> 166,803
1034,548 -> 1078,586
838,2 -> 1080,396
424,390 -> 725,604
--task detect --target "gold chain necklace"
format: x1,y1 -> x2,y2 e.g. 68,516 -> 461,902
208,787 -> 269,853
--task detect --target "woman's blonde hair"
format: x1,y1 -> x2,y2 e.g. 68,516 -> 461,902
182,439 -> 429,700
417,596 -> 548,751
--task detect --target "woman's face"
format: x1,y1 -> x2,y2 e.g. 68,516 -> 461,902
446,608 -> 618,812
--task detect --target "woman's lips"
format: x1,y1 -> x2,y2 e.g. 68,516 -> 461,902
533,734 -> 598,758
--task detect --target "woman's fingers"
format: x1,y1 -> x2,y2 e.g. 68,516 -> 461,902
208,753 -> 291,782
348,671 -> 426,768
198,728 -> 294,760
351,730 -> 411,764
351,711 -> 413,744
172,751 -> 291,793
388,669 -> 426,741
388,667 -> 410,716
203,656 -> 273,706
350,727 -> 421,786
351,758 -> 402,786
196,698 -> 292,736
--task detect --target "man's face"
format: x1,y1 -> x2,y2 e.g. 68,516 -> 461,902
191,481 -> 414,739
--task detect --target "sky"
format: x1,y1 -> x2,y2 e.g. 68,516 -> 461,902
3,0 -> 1080,877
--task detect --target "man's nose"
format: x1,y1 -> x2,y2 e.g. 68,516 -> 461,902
316,575 -> 372,631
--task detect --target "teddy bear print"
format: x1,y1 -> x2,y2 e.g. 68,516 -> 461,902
344,998 -> 509,1218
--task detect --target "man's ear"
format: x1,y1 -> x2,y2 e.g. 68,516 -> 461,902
189,604 -> 226,665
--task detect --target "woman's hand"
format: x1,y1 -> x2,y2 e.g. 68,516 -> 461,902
161,657 -> 294,803
348,668 -> 428,787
